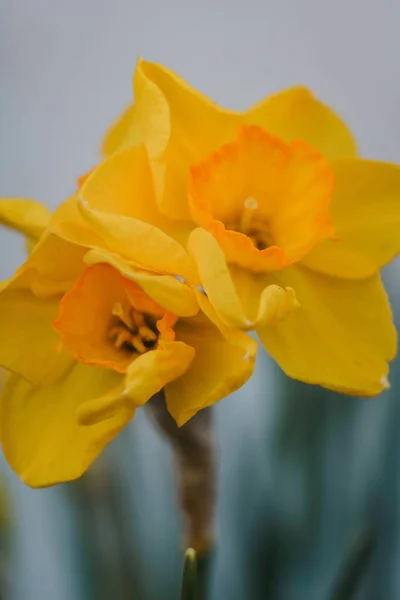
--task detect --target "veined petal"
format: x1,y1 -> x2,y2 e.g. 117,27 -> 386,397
0,288 -> 72,383
257,266 -> 396,395
81,146 -> 166,227
230,267 -> 300,328
13,233 -> 86,298
85,249 -> 199,317
247,88 -> 357,159
78,198 -> 195,281
0,364 -> 128,487
132,59 -> 240,220
0,198 -> 51,239
187,228 -> 298,329
165,297 -> 257,426
77,340 -> 195,426
187,228 -> 249,328
302,159 -> 400,278
49,196 -> 105,249
102,104 -> 142,156
80,146 -> 193,248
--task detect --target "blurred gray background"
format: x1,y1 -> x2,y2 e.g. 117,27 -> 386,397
1,1 -> 400,599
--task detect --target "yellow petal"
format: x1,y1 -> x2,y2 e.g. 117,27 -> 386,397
77,340 -> 195,425
230,267 -> 300,328
82,146 -> 166,227
187,227 -> 298,329
247,88 -> 357,159
102,104 -> 142,156
302,159 -> 400,278
132,59 -> 241,219
49,196 -> 105,250
85,249 -> 199,317
117,60 -> 356,219
165,297 -> 257,426
257,266 -> 396,395
78,198 -> 195,280
187,228 -> 250,328
0,233 -> 85,383
75,147 -> 195,279
14,233 -> 86,297
0,198 -> 51,239
0,287 -> 72,383
0,364 -> 128,487
80,145 -> 193,246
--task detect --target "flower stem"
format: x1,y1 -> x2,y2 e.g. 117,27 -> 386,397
181,547 -> 212,600
145,392 -> 215,553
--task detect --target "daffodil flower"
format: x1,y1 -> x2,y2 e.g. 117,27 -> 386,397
103,59 -> 400,396
0,202 -> 256,488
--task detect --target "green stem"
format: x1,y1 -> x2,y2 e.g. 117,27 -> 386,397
181,548 -> 212,600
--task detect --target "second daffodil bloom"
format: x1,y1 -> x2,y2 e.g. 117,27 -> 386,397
102,59 -> 400,397
0,151 -> 256,487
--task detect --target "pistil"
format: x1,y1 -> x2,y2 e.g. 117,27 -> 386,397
239,197 -> 258,234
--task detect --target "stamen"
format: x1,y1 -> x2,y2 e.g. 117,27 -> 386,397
239,197 -> 258,234
108,326 -> 133,350
132,310 -> 157,342
109,304 -> 159,355
129,335 -> 148,354
111,303 -> 134,330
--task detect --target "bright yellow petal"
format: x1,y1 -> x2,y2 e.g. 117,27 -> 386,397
257,266 -> 396,395
229,266 -> 300,328
0,291 -> 66,379
82,146 -> 165,226
49,196 -> 105,250
85,249 -> 199,317
13,233 -> 86,297
247,88 -> 357,159
0,364 -> 128,487
75,147 -> 195,279
133,59 -> 240,220
187,227 -> 298,329
80,145 -> 193,246
0,288 -> 72,384
302,159 -> 400,278
78,197 -> 195,281
165,297 -> 257,426
0,198 -> 51,239
77,340 -> 195,425
187,228 -> 250,328
102,103 -> 142,156
0,234 -> 85,383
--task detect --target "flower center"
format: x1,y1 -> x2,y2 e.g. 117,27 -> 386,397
108,302 -> 158,355
239,197 -> 258,234
189,125 -> 335,272
227,197 -> 274,251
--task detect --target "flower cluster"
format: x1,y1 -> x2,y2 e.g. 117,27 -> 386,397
0,60 -> 399,487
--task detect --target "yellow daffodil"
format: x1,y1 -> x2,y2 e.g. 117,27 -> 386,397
102,59 -> 399,396
0,235 -> 255,486
0,150 -> 256,487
